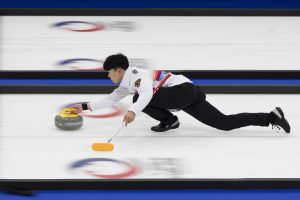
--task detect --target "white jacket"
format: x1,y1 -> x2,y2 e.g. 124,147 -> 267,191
89,67 -> 191,115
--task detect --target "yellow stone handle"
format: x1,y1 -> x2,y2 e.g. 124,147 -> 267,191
58,107 -> 80,118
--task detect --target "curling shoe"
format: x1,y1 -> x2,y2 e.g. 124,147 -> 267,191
270,107 -> 291,133
151,116 -> 180,132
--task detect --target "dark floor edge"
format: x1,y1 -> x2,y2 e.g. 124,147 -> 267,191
2,179 -> 300,190
0,85 -> 299,94
1,8 -> 300,16
1,70 -> 300,79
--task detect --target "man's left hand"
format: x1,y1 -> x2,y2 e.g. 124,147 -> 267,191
123,111 -> 136,126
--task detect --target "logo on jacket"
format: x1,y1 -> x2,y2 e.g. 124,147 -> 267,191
134,79 -> 141,88
132,69 -> 138,74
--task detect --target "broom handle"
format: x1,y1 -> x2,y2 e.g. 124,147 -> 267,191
107,124 -> 125,143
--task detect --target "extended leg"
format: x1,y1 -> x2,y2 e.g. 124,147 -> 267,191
183,100 -> 270,131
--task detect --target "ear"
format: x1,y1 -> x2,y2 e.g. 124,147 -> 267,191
118,68 -> 124,73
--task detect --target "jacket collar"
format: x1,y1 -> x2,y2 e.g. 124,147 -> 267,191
119,67 -> 132,87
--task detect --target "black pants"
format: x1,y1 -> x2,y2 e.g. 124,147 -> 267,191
133,82 -> 270,131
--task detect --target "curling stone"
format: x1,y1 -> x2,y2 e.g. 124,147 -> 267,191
55,108 -> 83,130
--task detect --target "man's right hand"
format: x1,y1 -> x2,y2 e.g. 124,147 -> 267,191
67,104 -> 83,114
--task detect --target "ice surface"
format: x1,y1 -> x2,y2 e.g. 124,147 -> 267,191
0,94 -> 299,179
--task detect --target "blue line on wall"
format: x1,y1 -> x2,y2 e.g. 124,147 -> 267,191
1,0 -> 300,8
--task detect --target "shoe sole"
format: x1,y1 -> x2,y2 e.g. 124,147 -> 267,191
284,119 -> 291,133
276,107 -> 284,118
275,107 -> 291,133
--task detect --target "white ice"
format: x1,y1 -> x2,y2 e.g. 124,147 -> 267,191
2,16 -> 300,70
0,94 -> 299,179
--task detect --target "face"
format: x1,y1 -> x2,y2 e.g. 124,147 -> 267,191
108,68 -> 124,84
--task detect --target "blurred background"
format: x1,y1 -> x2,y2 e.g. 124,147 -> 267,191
1,0 -> 300,199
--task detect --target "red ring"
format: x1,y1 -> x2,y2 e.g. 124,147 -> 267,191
65,23 -> 104,32
69,66 -> 103,71
85,165 -> 139,179
81,105 -> 125,118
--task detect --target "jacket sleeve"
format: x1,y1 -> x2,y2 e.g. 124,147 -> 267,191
89,87 -> 129,111
128,76 -> 153,115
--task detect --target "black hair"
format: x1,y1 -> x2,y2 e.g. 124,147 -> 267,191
103,53 -> 129,71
